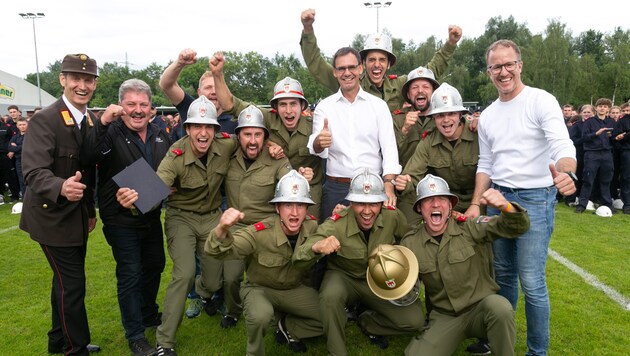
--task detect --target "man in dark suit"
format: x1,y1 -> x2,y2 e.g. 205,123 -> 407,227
19,54 -> 100,355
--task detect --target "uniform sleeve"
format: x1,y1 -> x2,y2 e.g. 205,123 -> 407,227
463,204 -> 530,243
292,220 -> 333,268
205,227 -> 256,259
225,95 -> 252,117
426,43 -> 456,80
156,152 -> 178,187
21,115 -> 66,203
300,31 -> 339,93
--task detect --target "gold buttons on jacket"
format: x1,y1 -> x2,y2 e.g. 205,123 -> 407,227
42,204 -> 48,209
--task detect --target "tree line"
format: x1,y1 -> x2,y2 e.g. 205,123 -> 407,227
27,16 -> 630,110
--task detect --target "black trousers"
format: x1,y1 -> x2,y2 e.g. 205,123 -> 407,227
41,244 -> 91,356
0,155 -> 19,200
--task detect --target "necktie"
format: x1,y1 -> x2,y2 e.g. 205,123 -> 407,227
80,115 -> 88,138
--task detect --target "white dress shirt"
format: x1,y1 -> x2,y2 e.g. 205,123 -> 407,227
307,87 -> 401,178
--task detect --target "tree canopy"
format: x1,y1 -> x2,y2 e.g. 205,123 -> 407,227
26,16 -> 630,110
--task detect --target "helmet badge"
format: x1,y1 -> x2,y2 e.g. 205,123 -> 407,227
385,279 -> 396,288
199,107 -> 206,117
363,182 -> 372,194
245,113 -> 252,122
291,183 -> 299,195
429,182 -> 437,192
283,83 -> 291,93
441,95 -> 449,105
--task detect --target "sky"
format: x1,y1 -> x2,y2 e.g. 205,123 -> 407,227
3,0 -> 628,79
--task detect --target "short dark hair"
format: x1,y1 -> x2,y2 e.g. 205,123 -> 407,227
332,47 -> 361,68
7,105 -> 19,111
595,98 -> 612,108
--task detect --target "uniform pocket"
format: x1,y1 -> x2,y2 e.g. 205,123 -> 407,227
257,253 -> 288,267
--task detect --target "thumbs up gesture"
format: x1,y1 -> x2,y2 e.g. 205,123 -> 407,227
549,163 -> 576,196
61,171 -> 86,202
315,118 -> 332,153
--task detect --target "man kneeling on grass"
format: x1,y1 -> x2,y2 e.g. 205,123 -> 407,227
398,174 -> 530,355
205,170 -> 323,355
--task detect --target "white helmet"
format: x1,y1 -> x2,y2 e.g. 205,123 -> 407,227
185,96 -> 221,130
366,244 -> 419,302
402,66 -> 439,105
595,206 -> 612,217
586,201 -> 596,211
269,77 -> 309,111
612,199 -> 624,210
11,202 -> 23,214
235,105 -> 269,138
427,83 -> 468,117
269,170 -> 315,205
360,33 -> 396,66
413,174 -> 459,213
345,168 -> 387,203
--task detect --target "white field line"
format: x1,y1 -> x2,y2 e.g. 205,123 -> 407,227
0,225 -> 19,234
549,248 -> 630,311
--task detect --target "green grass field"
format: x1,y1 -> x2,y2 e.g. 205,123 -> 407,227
0,202 -> 628,355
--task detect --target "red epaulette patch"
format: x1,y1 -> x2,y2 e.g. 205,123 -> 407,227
308,214 -> 317,220
172,149 -> 183,156
385,205 -> 396,210
329,213 -> 340,221
392,109 -> 402,115
254,222 -> 266,231
270,108 -> 278,114
457,215 -> 468,222
220,132 -> 230,138
388,74 -> 397,79
421,130 -> 429,139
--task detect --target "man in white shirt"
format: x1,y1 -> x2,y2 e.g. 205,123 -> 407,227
471,39 -> 576,356
308,47 -> 400,219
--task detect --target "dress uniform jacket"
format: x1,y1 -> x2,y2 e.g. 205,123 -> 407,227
206,215 -> 319,289
293,206 -> 408,277
392,107 -> 436,167
20,98 -> 96,246
228,96 -> 323,217
401,121 -> 479,212
225,149 -> 292,225
157,134 -> 237,212
300,31 -> 454,113
401,208 -> 529,316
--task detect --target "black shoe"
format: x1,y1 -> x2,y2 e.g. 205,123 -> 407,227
358,322 -> 388,349
156,344 -> 177,356
142,312 -> 162,328
48,343 -> 101,354
466,339 -> 491,355
624,207 -> 630,215
575,205 -> 585,213
275,317 -> 307,353
204,297 -> 222,316
220,315 -> 238,329
129,337 -> 157,356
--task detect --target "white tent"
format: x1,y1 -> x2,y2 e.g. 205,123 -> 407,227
0,69 -> 56,114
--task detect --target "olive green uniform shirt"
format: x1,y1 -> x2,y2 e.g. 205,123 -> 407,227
392,107 -> 436,167
157,135 -> 237,212
401,121 -> 479,212
293,206 -> 408,278
300,30 -> 455,113
225,148 -> 292,225
206,214 -> 318,290
400,206 -> 529,316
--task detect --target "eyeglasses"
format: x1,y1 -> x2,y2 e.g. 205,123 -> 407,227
334,64 -> 360,73
487,60 -> 521,74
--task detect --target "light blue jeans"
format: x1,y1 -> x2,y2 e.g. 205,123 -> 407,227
489,185 -> 556,356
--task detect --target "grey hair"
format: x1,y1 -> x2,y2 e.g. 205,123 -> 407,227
118,78 -> 152,102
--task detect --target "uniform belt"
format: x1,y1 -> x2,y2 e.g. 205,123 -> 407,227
326,175 -> 352,184
172,207 -> 220,215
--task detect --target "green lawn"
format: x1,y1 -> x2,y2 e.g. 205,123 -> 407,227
0,202 -> 628,355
